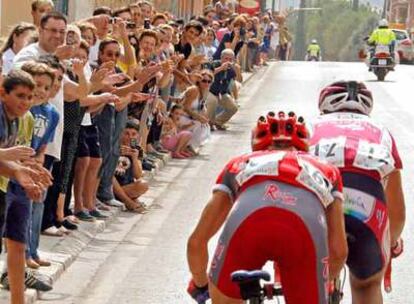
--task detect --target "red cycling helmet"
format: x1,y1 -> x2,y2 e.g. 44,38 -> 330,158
319,81 -> 373,115
251,111 -> 310,152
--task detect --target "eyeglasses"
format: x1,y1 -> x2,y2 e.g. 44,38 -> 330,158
42,27 -> 66,35
201,79 -> 212,84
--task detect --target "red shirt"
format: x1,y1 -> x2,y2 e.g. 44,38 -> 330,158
214,150 -> 343,208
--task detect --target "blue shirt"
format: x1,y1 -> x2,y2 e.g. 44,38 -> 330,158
0,102 -> 19,148
30,103 -> 59,152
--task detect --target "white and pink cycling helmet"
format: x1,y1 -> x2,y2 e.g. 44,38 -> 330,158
318,81 -> 374,115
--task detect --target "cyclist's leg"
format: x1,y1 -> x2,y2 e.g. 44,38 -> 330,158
209,282 -> 242,304
350,267 -> 386,304
346,213 -> 388,304
344,187 -> 389,304
209,207 -> 270,300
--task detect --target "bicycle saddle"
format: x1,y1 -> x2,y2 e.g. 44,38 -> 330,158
231,270 -> 271,283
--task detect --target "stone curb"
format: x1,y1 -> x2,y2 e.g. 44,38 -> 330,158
0,69 -> 260,304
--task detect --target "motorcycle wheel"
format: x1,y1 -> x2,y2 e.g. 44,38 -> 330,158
376,68 -> 386,81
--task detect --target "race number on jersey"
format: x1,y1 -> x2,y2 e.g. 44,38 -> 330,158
353,140 -> 395,177
235,152 -> 286,186
296,156 -> 335,208
310,136 -> 347,167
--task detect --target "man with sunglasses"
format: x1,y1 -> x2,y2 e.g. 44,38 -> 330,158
93,38 -> 161,209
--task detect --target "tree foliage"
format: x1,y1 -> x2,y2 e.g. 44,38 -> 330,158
287,0 -> 380,61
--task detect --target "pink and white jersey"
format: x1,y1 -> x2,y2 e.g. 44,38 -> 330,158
310,112 -> 402,181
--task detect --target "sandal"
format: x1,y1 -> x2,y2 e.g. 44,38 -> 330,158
172,152 -> 186,159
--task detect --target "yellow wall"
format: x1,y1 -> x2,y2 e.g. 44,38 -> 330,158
1,0 -> 33,36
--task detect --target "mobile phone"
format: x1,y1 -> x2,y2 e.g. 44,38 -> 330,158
144,19 -> 151,29
130,138 -> 138,149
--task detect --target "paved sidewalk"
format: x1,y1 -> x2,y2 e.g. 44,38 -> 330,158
0,71 -> 257,303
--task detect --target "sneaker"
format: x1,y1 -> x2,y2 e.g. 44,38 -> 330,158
142,160 -> 155,171
25,271 -> 53,291
75,210 -> 95,222
103,199 -> 124,208
89,209 -> 109,219
59,219 -> 78,230
42,226 -> 64,237
57,225 -> 70,235
145,155 -> 159,162
148,152 -> 165,160
154,144 -> 169,154
0,272 -> 53,292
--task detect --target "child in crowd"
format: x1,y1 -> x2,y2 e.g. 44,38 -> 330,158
21,61 -> 59,269
1,69 -> 53,303
161,104 -> 194,159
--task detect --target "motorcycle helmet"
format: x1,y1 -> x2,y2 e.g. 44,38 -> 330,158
251,111 -> 309,152
379,19 -> 389,28
318,81 -> 373,115
311,39 -> 318,44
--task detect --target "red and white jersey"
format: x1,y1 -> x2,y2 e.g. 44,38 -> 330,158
214,150 -> 343,208
310,112 -> 402,181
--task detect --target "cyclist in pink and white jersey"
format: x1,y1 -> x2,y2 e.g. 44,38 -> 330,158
310,81 -> 406,304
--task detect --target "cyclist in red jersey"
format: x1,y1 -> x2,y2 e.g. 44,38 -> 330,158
310,81 -> 406,304
187,111 -> 348,304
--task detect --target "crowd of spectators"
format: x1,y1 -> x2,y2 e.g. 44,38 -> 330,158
0,0 -> 291,302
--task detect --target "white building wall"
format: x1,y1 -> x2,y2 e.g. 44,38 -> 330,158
68,0 -> 95,22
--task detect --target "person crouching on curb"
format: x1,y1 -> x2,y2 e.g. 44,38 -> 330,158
206,49 -> 238,131
113,119 -> 149,214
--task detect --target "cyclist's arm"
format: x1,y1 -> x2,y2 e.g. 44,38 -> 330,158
326,198 -> 348,280
385,170 -> 405,247
187,191 -> 233,287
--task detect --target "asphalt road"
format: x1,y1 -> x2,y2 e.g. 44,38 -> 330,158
36,61 -> 414,303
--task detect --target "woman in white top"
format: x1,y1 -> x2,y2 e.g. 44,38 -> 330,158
180,69 -> 213,149
1,22 -> 36,75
